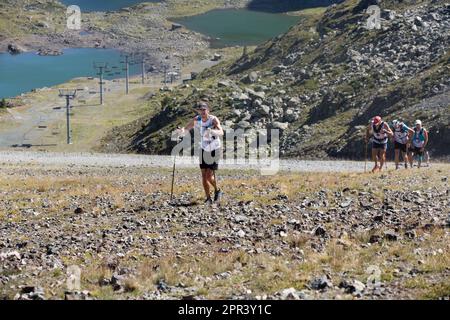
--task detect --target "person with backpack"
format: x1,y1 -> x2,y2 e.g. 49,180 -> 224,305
391,120 -> 414,169
408,119 -> 429,168
177,101 -> 224,204
365,116 -> 393,173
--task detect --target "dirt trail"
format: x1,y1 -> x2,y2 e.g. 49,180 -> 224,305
0,150 -> 441,173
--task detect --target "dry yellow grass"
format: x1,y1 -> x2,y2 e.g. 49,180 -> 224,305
0,164 -> 448,299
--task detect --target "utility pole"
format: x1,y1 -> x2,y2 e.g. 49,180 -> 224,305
93,62 -> 108,105
242,46 -> 248,58
163,64 -> 168,84
120,54 -> 130,94
141,58 -> 146,84
58,89 -> 77,145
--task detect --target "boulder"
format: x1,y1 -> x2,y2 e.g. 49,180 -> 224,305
241,71 -> 259,84
280,288 -> 300,300
310,276 -> 333,290
212,53 -> 222,61
233,93 -> 250,101
287,97 -> 301,108
271,121 -> 289,130
7,43 -> 26,54
217,80 -> 233,88
170,23 -> 182,31
284,108 -> 298,122
36,21 -> 50,28
258,105 -> 271,117
381,10 -> 396,20
272,65 -> 288,74
237,121 -> 251,129
245,88 -> 265,100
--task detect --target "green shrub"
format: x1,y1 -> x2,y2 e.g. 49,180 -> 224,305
0,98 -> 7,109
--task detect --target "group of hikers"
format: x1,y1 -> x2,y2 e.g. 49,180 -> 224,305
174,103 -> 430,204
366,116 -> 429,172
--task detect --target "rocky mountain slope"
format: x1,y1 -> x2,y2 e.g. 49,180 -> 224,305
104,0 -> 449,159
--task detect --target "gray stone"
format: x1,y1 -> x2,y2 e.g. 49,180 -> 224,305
258,105 -> 271,116
241,71 -> 259,84
7,43 -> 26,54
339,280 -> 365,294
287,97 -> 301,108
272,65 -> 288,74
271,121 -> 289,130
170,23 -> 182,31
237,230 -> 246,238
310,276 -> 333,290
234,93 -> 250,101
218,80 -> 233,88
314,226 -> 327,237
384,230 -> 399,241
280,288 -> 300,300
283,108 -> 298,122
237,121 -> 251,129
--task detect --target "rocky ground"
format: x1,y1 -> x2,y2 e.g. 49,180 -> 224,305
0,154 -> 448,300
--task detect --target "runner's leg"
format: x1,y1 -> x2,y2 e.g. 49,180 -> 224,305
206,169 -> 218,193
371,148 -> 379,172
409,150 -> 414,168
394,149 -> 400,169
201,168 -> 211,199
379,149 -> 386,170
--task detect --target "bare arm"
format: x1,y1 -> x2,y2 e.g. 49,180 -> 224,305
365,124 -> 371,142
211,117 -> 224,136
406,127 -> 414,144
182,117 -> 196,133
384,123 -> 393,137
423,129 -> 429,148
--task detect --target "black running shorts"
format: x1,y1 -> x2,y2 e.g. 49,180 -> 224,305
394,141 -> 407,153
199,149 -> 220,170
411,146 -> 424,156
372,142 -> 387,150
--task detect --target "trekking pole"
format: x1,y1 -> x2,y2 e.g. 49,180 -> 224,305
364,141 -> 368,173
170,128 -> 182,202
213,169 -> 219,191
170,154 -> 176,202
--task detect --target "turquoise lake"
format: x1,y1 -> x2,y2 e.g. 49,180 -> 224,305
172,9 -> 300,48
1,7 -> 302,98
0,48 -> 141,99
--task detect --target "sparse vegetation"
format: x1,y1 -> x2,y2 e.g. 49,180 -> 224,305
0,162 -> 448,299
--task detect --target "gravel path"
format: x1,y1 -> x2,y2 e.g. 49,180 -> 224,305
0,151 -> 374,172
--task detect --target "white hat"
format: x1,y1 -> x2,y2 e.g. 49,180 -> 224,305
415,119 -> 422,126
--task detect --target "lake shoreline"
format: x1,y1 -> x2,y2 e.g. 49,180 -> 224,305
0,0 -> 309,100
0,1 -> 228,79
0,0 -> 253,56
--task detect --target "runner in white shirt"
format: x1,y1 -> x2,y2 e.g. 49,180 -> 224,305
178,101 -> 224,204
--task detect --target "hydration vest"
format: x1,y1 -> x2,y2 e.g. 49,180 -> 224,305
372,122 -> 388,144
394,123 -> 409,144
412,127 -> 426,148
196,115 -> 221,152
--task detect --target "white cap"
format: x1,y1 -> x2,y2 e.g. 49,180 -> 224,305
415,119 -> 422,126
